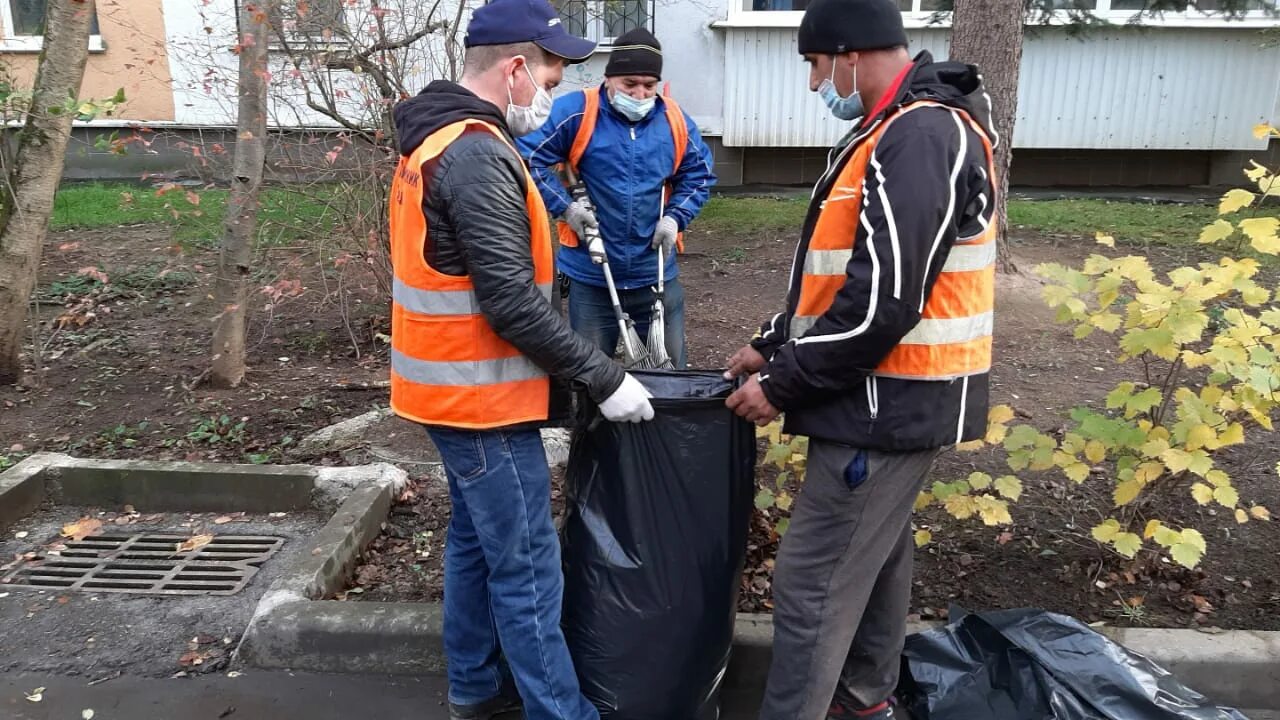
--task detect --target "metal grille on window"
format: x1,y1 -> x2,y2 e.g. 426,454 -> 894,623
555,0 -> 655,45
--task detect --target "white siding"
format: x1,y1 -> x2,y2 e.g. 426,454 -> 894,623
723,25 -> 1280,150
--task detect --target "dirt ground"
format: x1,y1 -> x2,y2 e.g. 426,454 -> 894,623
3,213 -> 1279,630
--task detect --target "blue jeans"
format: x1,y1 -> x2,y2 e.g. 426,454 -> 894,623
567,277 -> 687,369
427,427 -> 599,720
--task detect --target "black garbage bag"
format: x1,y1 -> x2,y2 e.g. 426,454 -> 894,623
898,607 -> 1249,720
561,370 -> 756,720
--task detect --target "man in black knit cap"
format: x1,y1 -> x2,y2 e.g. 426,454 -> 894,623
519,28 -> 715,369
723,0 -> 999,717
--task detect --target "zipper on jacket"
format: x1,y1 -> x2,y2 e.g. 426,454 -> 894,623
865,376 -> 880,421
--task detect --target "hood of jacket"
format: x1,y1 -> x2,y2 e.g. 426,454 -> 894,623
889,51 -> 997,144
393,80 -> 511,157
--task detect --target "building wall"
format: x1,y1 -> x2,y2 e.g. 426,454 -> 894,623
1,0 -> 176,122
721,25 -> 1280,152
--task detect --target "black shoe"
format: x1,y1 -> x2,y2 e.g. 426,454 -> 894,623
448,688 -> 522,720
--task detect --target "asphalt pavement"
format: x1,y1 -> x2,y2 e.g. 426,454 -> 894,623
2,671 -> 1273,720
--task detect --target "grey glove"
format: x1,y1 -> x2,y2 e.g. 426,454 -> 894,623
652,215 -> 679,255
564,200 -> 599,239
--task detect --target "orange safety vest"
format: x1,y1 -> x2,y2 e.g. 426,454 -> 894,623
555,86 -> 689,250
790,100 -> 997,381
389,119 -> 555,429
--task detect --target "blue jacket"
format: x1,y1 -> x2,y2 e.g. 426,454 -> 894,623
518,85 -> 716,290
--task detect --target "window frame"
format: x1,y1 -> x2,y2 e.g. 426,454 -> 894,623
0,0 -> 105,52
723,0 -> 1280,28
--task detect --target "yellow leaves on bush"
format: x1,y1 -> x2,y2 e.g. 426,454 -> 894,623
943,494 -> 978,521
1191,483 -> 1214,505
1184,424 -> 1216,451
1113,479 -> 1143,506
914,491 -> 934,512
994,475 -> 1022,501
1112,532 -> 1142,559
1199,219 -> 1235,245
967,472 -> 993,491
974,496 -> 1012,526
1219,188 -> 1256,215
1213,485 -> 1240,509
1241,217 -> 1280,255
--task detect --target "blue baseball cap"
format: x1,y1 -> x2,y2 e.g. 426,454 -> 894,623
465,0 -> 597,63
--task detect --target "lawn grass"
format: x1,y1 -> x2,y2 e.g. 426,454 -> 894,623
50,182 -> 1278,251
52,182 -> 341,246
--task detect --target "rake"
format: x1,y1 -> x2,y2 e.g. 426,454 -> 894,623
564,165 -> 651,369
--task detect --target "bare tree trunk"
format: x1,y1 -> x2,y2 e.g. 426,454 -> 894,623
949,0 -> 1024,273
0,0 -> 96,385
210,2 -> 271,388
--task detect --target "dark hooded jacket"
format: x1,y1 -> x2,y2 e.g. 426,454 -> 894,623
393,81 -> 624,421
751,52 -> 998,450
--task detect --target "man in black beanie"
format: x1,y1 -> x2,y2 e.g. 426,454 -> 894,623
723,0 -> 999,718
518,28 -> 715,370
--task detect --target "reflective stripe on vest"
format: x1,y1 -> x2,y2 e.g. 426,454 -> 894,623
556,87 -> 689,249
788,100 -> 997,382
388,119 -> 555,429
392,277 -> 553,316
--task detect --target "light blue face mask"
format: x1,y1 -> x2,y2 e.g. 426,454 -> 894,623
817,59 -> 863,122
610,90 -> 656,122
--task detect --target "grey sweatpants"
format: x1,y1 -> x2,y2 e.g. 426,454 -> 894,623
758,440 -> 939,720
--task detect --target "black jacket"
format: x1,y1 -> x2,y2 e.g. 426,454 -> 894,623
752,53 -> 997,451
393,82 -> 625,420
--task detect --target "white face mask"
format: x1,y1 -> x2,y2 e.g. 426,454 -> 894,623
506,61 -> 553,137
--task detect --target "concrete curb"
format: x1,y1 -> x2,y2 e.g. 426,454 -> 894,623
0,452 -> 324,522
236,472 -> 403,668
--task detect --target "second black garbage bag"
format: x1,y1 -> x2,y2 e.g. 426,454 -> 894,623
561,370 -> 757,720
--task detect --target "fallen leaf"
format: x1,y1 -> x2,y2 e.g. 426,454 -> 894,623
25,687 -> 44,702
179,651 -> 207,667
123,505 -> 136,514
14,531 -> 28,539
61,517 -> 103,542
83,710 -> 96,719
226,671 -> 242,678
214,516 -> 233,525
175,534 -> 214,555
996,531 -> 1014,545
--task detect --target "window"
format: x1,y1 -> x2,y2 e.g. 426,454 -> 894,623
269,0 -> 348,44
556,0 -> 655,45
1,0 -> 103,51
236,0 -> 349,47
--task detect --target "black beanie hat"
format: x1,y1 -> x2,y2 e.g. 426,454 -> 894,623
604,28 -> 663,78
798,0 -> 908,55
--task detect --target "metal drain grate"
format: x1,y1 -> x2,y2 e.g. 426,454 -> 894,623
1,533 -> 285,596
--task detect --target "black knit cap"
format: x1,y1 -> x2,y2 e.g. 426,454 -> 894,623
797,0 -> 908,55
604,28 -> 663,78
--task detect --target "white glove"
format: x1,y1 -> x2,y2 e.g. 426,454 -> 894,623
652,215 -> 679,255
564,200 -> 598,239
586,234 -> 607,265
599,373 -> 655,423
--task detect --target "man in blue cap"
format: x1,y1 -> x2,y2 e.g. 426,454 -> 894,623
389,1 -> 654,719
